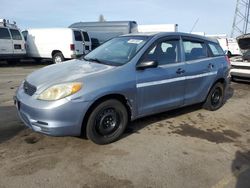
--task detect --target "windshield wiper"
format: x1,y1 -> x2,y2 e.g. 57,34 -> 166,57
83,57 -> 102,63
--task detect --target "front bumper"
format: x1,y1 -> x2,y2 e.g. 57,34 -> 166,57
230,68 -> 250,81
14,88 -> 91,136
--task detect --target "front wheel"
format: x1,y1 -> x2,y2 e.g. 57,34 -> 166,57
86,99 -> 128,145
52,52 -> 64,64
203,82 -> 225,111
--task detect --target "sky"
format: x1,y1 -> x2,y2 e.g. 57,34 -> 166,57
1,0 -> 237,36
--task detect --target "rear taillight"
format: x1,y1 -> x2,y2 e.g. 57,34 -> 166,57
225,56 -> 231,66
70,44 -> 75,51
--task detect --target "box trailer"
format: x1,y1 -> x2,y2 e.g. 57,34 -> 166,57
69,21 -> 138,49
138,24 -> 178,33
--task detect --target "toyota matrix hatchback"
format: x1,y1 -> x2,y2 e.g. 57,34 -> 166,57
14,32 -> 230,144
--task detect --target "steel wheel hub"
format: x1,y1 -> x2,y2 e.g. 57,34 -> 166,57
95,108 -> 120,136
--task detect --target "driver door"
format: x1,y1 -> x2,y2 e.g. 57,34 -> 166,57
136,37 -> 186,116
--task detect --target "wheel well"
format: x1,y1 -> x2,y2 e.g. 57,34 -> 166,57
215,78 -> 226,88
51,50 -> 62,58
81,94 -> 132,137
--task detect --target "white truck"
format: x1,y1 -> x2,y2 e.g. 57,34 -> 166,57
206,35 -> 241,57
0,19 -> 26,63
230,34 -> 250,82
22,28 -> 91,63
217,37 -> 241,57
138,24 -> 178,33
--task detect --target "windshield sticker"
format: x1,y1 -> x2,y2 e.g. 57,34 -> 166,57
127,39 -> 143,44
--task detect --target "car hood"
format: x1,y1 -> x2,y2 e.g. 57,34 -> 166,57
237,34 -> 250,50
26,59 -> 115,90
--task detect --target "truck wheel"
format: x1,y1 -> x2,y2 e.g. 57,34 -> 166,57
52,52 -> 64,64
203,82 -> 225,111
86,99 -> 128,145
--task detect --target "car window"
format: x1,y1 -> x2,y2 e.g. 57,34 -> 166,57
183,40 -> 208,61
143,39 -> 180,65
0,28 -> 11,39
82,32 -> 90,42
10,29 -> 22,40
74,31 -> 83,41
208,43 -> 225,56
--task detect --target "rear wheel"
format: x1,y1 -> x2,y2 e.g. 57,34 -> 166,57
86,99 -> 128,145
52,52 -> 64,64
203,82 -> 225,111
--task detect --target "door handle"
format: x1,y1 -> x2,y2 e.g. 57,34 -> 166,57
208,63 -> 214,69
176,68 -> 185,74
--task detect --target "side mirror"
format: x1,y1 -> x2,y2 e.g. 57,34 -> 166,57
136,60 -> 158,70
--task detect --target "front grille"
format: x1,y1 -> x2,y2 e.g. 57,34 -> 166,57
23,81 -> 37,96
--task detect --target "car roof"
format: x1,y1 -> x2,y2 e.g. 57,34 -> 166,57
123,32 -> 218,43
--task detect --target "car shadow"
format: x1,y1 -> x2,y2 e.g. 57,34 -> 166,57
123,103 -> 203,137
122,84 -> 235,139
231,150 -> 250,188
0,60 -> 51,67
225,84 -> 235,101
0,105 -> 26,144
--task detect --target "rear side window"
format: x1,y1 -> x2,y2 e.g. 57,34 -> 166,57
0,28 -> 11,39
82,32 -> 90,41
10,29 -> 22,40
208,43 -> 225,56
183,40 -> 208,61
74,31 -> 83,41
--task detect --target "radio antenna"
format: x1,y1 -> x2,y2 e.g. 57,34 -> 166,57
190,18 -> 199,33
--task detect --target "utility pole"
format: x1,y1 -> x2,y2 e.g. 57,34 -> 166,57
231,0 -> 250,37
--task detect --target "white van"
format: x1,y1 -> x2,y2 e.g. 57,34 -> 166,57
0,19 -> 26,63
22,28 -> 91,63
216,38 -> 241,57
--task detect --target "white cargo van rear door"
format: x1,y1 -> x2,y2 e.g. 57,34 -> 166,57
0,28 -> 13,55
81,31 -> 91,53
73,30 -> 84,57
9,29 -> 26,55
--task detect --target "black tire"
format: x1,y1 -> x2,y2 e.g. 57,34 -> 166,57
52,52 -> 64,64
86,99 -> 128,145
203,82 -> 225,111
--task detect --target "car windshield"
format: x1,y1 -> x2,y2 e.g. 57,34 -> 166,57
83,36 -> 150,66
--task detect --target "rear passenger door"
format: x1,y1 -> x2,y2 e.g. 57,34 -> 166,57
9,29 -> 25,55
182,37 -> 217,105
73,30 -> 84,56
136,37 -> 186,116
0,28 -> 13,55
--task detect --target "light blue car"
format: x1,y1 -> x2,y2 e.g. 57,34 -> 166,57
14,32 -> 230,144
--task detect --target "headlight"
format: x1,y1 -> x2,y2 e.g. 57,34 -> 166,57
38,82 -> 82,101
